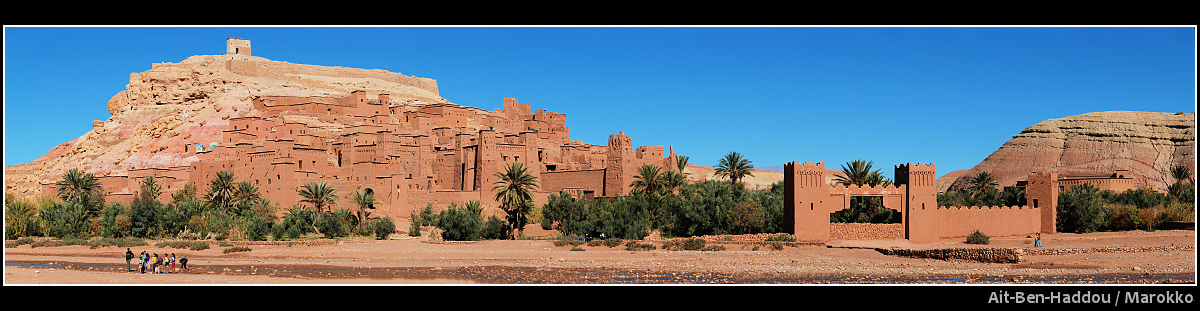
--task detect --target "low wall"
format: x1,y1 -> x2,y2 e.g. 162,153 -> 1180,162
829,223 -> 904,240
876,248 -> 1023,263
930,205 -> 1042,239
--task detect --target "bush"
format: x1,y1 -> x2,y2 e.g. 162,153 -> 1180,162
155,240 -> 209,251
316,211 -> 351,239
765,234 -> 796,242
480,215 -> 507,240
1057,184 -> 1110,233
87,237 -> 147,249
223,245 -> 252,254
245,215 -> 271,241
624,240 -> 657,251
570,246 -> 585,251
436,204 -> 482,241
700,245 -> 726,251
602,238 -> 625,248
373,216 -> 396,240
554,235 -> 585,247
966,230 -> 990,245
1108,206 -> 1145,231
409,212 -> 422,237
662,237 -> 707,251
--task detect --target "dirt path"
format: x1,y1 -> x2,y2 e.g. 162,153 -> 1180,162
4,230 -> 1195,285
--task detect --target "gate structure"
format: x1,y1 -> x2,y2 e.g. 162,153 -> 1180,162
784,162 -> 1058,243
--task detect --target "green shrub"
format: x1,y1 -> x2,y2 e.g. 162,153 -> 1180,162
1057,184 -> 1111,233
663,237 -> 706,251
316,210 -> 351,238
765,234 -> 796,242
373,216 -> 396,240
765,241 -> 785,250
624,240 -> 657,251
554,235 -> 585,247
155,240 -> 209,251
87,237 -> 147,249
420,203 -> 439,227
570,246 -> 585,251
245,215 -> 271,241
409,212 -> 423,237
223,245 -> 252,254
480,215 -> 507,240
602,238 -> 625,248
700,245 -> 726,251
966,230 -> 990,245
587,240 -> 603,247
1108,206 -> 1145,231
435,204 -> 482,241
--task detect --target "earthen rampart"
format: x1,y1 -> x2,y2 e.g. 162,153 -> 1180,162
786,161 -> 1057,243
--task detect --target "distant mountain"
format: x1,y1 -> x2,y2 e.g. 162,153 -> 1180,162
936,111 -> 1195,193
755,165 -> 786,173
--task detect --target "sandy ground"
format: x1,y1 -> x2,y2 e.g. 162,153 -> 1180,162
4,229 -> 1196,285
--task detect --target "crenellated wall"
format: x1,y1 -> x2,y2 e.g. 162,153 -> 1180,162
786,161 -> 1058,243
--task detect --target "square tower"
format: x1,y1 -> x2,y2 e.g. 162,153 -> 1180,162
227,38 -> 251,56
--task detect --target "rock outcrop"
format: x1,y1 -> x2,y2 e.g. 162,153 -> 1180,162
4,53 -> 447,198
937,111 -> 1196,193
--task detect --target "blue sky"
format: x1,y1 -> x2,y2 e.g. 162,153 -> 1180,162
4,26 -> 1196,180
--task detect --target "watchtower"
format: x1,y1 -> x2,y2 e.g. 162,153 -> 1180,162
227,38 -> 251,56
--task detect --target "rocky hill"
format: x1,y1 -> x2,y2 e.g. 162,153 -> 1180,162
4,53 -> 447,198
936,111 -> 1196,193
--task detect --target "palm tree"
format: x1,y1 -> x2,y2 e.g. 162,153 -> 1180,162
170,183 -> 198,205
833,159 -> 892,220
714,152 -> 754,186
464,199 -> 483,215
833,159 -> 884,187
661,169 -> 686,195
676,155 -> 690,175
139,176 -> 162,201
205,170 -> 238,213
1170,165 -> 1192,185
630,164 -> 664,195
55,168 -> 104,218
230,181 -> 262,217
967,171 -> 1000,198
298,181 -> 340,213
492,162 -> 539,239
347,189 -> 377,230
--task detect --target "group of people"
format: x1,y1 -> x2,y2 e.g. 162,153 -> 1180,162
125,248 -> 188,274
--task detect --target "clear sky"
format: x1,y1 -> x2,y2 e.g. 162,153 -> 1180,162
4,26 -> 1196,180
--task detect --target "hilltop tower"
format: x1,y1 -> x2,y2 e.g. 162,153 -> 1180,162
227,38 -> 251,57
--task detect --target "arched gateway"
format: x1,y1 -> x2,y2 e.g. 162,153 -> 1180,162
784,162 -> 1058,243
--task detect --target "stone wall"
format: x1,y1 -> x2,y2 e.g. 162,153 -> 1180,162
876,247 -> 1023,263
829,223 -> 904,240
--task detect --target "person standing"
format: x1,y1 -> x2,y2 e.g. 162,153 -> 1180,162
171,253 -> 177,271
152,253 -> 159,274
139,251 -> 146,274
125,248 -> 134,272
1034,233 -> 1041,247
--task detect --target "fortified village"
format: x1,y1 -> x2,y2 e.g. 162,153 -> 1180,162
34,39 -> 680,222
13,38 -> 1195,244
